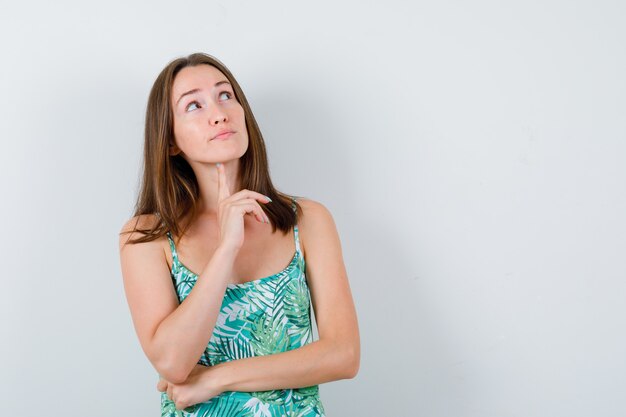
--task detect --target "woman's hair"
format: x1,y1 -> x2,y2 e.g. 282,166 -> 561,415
121,52 -> 302,246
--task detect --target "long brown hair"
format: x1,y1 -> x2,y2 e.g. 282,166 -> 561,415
120,52 -> 302,246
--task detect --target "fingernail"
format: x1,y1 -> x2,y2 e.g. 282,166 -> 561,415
265,195 -> 272,202
216,163 -> 221,167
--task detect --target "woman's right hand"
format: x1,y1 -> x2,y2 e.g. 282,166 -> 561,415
215,162 -> 271,252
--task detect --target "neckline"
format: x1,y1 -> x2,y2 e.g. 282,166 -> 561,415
174,249 -> 300,288
166,195 -> 301,288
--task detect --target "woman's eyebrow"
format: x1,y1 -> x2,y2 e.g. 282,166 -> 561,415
176,80 -> 231,105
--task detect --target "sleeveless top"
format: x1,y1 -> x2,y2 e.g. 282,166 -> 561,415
160,197 -> 326,417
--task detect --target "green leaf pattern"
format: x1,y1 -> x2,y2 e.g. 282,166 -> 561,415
161,198 -> 326,416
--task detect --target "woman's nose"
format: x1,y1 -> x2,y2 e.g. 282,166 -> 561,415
209,109 -> 228,125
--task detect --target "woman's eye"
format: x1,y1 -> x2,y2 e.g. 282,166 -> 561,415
185,101 -> 200,112
185,92 -> 232,112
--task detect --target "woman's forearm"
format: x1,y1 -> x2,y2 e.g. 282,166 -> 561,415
212,339 -> 358,392
151,244 -> 237,384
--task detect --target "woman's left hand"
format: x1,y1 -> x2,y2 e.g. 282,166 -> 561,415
157,364 -> 225,410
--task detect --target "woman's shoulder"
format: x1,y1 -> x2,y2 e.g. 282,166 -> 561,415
294,197 -> 334,219
118,213 -> 166,249
293,197 -> 339,253
120,213 -> 161,234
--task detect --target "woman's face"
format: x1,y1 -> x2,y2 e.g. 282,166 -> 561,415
170,64 -> 248,164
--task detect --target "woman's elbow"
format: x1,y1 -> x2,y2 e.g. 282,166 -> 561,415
339,342 -> 360,379
151,352 -> 192,385
160,369 -> 189,385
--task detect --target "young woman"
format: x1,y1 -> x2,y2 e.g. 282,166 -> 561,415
118,52 -> 360,416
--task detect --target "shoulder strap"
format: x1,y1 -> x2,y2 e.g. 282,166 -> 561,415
165,231 -> 179,265
291,197 -> 302,254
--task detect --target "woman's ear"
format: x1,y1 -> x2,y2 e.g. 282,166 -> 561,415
169,142 -> 181,156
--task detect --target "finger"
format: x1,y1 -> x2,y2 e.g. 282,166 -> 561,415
221,189 -> 272,223
230,189 -> 272,206
233,199 -> 271,224
156,379 -> 166,392
216,162 -> 230,203
240,192 -> 272,223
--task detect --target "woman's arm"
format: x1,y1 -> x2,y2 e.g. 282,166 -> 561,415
215,199 -> 360,390
159,199 -> 360,408
212,339 -> 357,392
119,215 -> 238,384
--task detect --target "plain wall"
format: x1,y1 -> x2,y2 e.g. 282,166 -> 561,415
1,0 -> 625,416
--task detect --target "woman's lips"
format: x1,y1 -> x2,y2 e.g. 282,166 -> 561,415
212,131 -> 234,140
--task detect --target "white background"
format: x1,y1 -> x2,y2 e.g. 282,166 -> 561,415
1,1 -> 625,416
